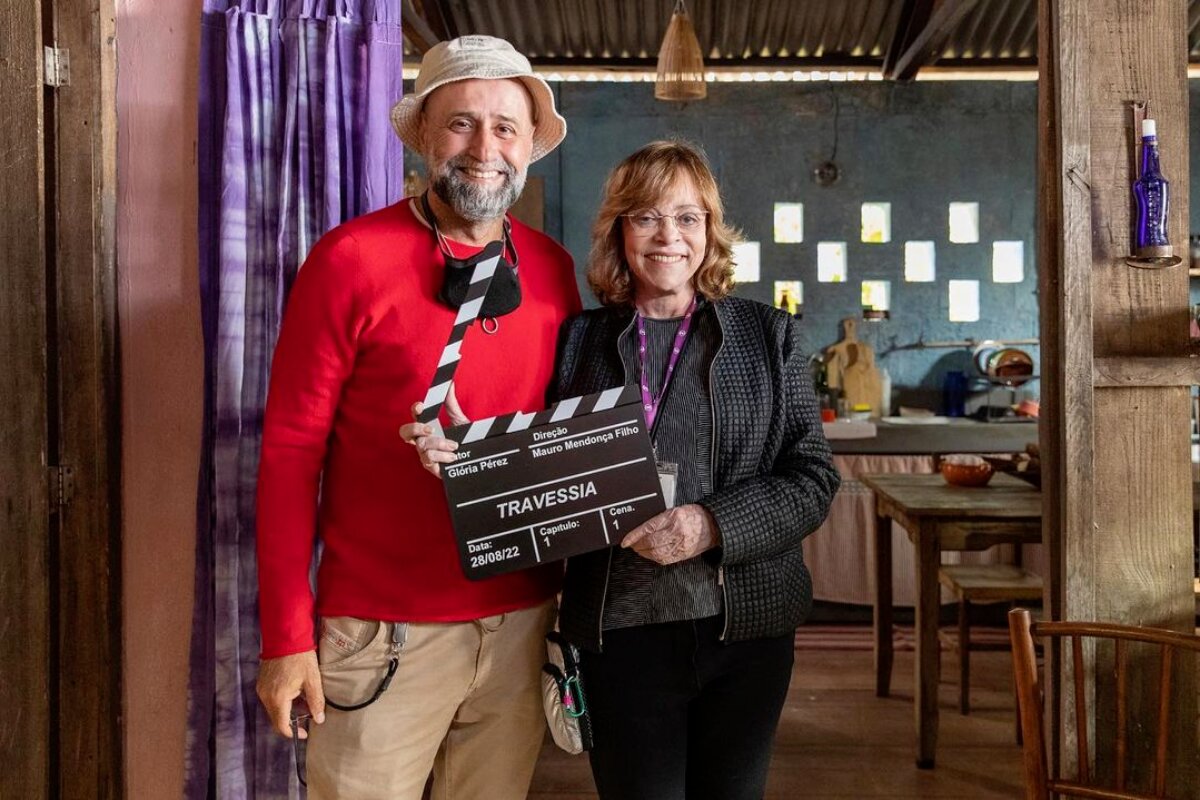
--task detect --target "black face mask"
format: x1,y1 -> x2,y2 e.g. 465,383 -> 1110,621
422,192 -> 522,318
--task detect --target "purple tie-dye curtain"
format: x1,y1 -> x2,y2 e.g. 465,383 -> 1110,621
189,2 -> 405,796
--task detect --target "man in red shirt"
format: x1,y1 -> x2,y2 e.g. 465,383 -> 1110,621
254,36 -> 581,798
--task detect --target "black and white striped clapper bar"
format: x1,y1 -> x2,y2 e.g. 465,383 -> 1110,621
440,385 -> 666,580
417,240 -> 503,438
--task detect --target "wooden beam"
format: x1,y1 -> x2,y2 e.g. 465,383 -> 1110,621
47,0 -> 122,794
414,0 -> 456,42
1093,357 -> 1200,387
882,0 -> 936,79
1042,0 -> 1195,791
528,55 -> 886,70
887,0 -> 981,81
401,0 -> 442,54
1035,0 -> 1069,778
0,0 -> 51,797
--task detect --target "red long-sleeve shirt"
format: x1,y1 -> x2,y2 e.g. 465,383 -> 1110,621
256,199 -> 581,658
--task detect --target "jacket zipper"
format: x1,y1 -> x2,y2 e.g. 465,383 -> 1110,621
709,306 -> 730,641
597,313 -> 640,650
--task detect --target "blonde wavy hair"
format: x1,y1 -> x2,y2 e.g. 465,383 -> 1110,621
586,140 -> 740,307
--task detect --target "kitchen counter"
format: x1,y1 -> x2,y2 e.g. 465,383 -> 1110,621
829,418 -> 1037,455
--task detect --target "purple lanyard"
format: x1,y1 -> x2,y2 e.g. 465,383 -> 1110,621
636,296 -> 698,431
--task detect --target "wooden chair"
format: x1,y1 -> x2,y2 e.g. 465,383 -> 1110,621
1008,607 -> 1200,799
938,563 -> 1042,714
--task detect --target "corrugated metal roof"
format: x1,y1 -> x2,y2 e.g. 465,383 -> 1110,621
405,0 -> 1198,75
412,0 -> 902,68
937,0 -> 1036,63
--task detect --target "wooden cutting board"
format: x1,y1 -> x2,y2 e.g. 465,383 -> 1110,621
825,317 -> 882,414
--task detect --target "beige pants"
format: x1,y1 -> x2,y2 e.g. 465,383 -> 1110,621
307,599 -> 555,800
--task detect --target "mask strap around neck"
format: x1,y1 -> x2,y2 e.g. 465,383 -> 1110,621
421,191 -> 516,266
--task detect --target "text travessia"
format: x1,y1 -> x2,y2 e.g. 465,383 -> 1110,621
497,481 -> 598,519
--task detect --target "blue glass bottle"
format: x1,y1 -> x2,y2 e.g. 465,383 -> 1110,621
1133,118 -> 1170,251
942,370 -> 967,418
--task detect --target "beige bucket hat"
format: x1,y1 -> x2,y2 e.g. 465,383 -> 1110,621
390,35 -> 567,162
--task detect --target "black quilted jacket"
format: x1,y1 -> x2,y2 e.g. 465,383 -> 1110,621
552,296 -> 841,652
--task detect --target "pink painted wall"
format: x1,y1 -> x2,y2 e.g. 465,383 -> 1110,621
116,0 -> 201,795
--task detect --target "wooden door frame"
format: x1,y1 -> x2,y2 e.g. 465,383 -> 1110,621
0,0 -> 121,796
50,0 -> 122,793
0,0 -> 53,792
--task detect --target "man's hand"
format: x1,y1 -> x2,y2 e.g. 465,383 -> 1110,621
257,651 -> 326,739
621,504 -> 720,565
399,383 -> 470,477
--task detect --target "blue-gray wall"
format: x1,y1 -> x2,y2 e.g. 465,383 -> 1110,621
548,80 -> 1039,408
407,79 -> 1042,409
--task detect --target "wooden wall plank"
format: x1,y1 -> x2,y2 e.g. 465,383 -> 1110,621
0,1 -> 51,798
1045,0 -> 1196,792
1042,0 -> 1099,779
1089,2 -> 1189,358
49,0 -> 122,796
1054,0 -> 1098,628
1094,388 -> 1194,788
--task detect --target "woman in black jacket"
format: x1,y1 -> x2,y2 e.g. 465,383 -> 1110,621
553,140 -> 840,800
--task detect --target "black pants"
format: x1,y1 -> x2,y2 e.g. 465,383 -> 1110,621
581,616 -> 794,800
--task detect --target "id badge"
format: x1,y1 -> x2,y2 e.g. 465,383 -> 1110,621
656,461 -> 679,508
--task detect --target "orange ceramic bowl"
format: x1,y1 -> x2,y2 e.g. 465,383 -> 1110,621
941,459 -> 994,487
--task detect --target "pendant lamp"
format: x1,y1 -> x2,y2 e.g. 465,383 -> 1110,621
655,0 -> 706,101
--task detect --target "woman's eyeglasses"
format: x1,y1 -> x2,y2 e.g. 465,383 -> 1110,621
621,210 -> 707,234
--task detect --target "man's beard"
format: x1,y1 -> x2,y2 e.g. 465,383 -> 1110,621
429,154 -> 527,223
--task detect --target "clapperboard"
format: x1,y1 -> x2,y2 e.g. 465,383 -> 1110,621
440,385 -> 666,579
414,241 -> 663,580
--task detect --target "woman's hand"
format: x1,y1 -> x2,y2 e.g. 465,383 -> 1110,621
621,504 -> 720,565
398,383 -> 469,476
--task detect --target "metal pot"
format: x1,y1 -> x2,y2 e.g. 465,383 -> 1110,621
973,341 -> 1034,386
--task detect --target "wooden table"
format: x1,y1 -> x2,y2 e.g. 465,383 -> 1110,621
861,472 -> 1042,769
